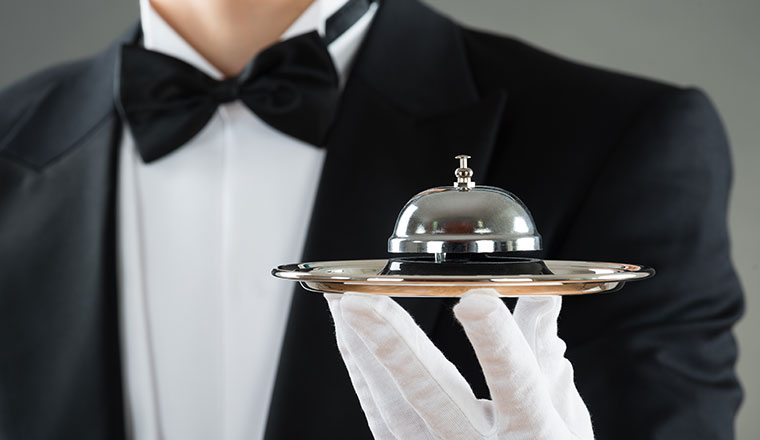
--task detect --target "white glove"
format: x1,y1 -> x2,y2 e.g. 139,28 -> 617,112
325,289 -> 594,440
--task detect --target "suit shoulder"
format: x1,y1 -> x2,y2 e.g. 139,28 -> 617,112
456,27 -> 723,165
0,59 -> 91,141
0,46 -> 119,169
460,27 -> 677,107
0,58 -> 89,102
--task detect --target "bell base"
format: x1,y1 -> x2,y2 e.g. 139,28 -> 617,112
380,255 -> 553,276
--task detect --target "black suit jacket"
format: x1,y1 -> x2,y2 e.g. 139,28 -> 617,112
0,0 -> 743,438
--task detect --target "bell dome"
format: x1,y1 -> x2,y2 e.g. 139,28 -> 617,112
387,156 -> 542,255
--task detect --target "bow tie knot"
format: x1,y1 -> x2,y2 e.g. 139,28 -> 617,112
117,31 -> 340,163
210,78 -> 240,104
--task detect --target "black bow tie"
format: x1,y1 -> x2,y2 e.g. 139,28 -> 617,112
117,31 -> 340,163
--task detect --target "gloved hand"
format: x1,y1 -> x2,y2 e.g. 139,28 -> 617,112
325,289 -> 594,440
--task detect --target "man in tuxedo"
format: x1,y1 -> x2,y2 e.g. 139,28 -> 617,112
0,0 -> 743,438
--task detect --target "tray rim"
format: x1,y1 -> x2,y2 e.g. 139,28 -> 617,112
271,259 -> 654,285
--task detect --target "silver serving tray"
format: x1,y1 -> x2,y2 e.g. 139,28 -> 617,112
272,259 -> 654,297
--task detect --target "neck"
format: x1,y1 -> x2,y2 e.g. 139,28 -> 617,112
150,0 -> 316,77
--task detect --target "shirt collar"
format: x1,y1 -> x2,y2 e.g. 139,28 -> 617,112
139,0 -> 367,81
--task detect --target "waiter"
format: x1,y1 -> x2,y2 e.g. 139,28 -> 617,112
0,0 -> 743,438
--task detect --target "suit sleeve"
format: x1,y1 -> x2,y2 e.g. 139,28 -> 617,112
558,88 -> 743,440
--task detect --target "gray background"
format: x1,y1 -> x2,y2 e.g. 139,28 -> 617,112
1,0 -> 758,437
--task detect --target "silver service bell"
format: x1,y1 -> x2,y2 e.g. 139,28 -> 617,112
387,155 -> 542,262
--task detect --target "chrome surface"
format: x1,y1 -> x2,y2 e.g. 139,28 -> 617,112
388,155 -> 542,254
271,259 -> 655,297
388,185 -> 542,253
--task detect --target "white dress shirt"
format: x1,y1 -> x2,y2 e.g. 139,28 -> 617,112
117,1 -> 377,439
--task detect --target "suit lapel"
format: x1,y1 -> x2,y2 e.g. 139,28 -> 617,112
265,0 -> 506,437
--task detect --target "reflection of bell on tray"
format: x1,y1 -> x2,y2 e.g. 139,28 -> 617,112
272,155 -> 654,297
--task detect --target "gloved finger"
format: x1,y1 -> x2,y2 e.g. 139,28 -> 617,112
340,293 -> 495,439
514,297 -> 594,438
454,289 -> 568,438
327,294 -> 438,440
326,294 -> 398,439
